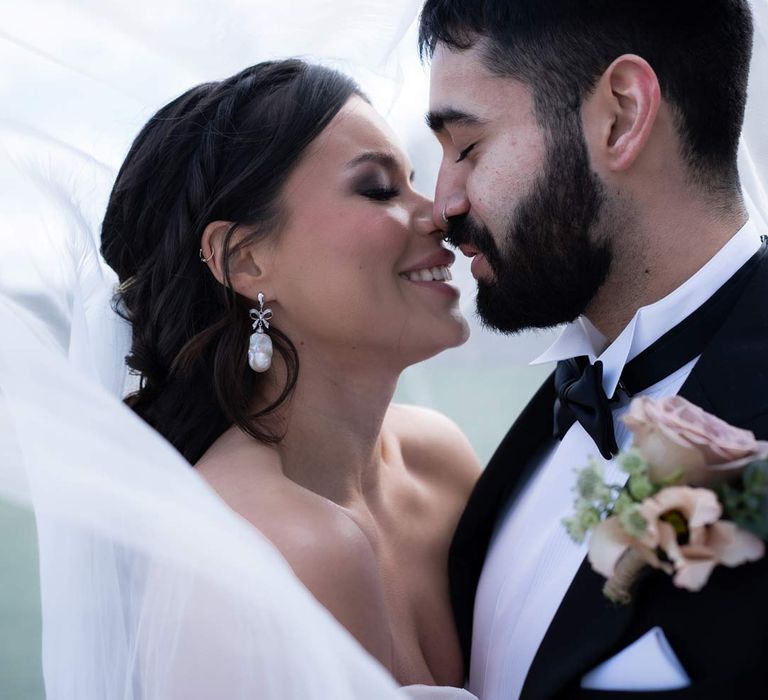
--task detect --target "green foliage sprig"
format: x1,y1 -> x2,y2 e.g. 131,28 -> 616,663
717,459 -> 768,539
563,450 -> 768,545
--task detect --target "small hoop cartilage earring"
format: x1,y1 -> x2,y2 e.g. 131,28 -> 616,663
441,204 -> 449,225
199,247 -> 215,263
248,293 -> 274,373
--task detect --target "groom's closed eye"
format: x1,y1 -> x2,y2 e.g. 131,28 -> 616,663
455,143 -> 477,163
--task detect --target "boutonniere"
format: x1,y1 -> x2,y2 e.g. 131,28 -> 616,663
563,395 -> 768,603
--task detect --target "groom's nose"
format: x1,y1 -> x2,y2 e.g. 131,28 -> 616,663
433,169 -> 470,229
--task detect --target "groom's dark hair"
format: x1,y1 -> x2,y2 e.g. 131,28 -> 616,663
418,0 -> 753,192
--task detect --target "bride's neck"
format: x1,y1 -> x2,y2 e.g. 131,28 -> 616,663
261,350 -> 400,506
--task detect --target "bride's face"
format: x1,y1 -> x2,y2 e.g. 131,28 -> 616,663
259,97 -> 469,369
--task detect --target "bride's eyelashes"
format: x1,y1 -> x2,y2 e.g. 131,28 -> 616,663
349,161 -> 411,201
362,186 -> 401,201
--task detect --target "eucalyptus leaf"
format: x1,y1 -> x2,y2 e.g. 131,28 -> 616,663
718,460 -> 768,541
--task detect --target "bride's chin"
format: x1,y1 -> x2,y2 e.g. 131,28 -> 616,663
446,321 -> 471,351
456,316 -> 471,345
445,312 -> 471,346
404,317 -> 471,363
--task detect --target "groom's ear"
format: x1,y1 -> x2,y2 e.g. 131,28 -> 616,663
582,54 -> 661,174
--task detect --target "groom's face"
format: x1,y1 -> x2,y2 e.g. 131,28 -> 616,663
428,42 -> 613,333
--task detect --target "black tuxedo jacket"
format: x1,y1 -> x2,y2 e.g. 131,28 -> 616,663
450,243 -> 768,699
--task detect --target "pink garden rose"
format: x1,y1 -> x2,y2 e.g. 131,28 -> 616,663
623,396 -> 768,486
589,487 -> 765,600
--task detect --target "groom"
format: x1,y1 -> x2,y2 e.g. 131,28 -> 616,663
420,1 -> 768,698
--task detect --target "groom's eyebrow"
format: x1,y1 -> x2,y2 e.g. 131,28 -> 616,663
426,108 -> 486,133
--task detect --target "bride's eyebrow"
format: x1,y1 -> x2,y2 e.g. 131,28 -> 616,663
345,151 -> 416,182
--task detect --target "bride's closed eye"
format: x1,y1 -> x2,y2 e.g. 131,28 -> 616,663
361,185 -> 401,201
346,150 -> 414,203
353,175 -> 401,201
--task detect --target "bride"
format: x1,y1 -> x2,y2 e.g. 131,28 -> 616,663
99,58 -> 480,687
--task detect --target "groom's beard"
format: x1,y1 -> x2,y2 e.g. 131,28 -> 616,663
444,122 -> 613,334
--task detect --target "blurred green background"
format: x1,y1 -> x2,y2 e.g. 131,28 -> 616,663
0,501 -> 44,700
0,363 -> 550,699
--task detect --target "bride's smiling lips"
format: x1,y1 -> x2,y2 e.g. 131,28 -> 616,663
398,249 -> 459,297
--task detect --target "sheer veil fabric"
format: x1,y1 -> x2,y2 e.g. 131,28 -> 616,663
0,293 -> 473,700
0,1 -> 766,698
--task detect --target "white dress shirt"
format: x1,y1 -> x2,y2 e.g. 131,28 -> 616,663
469,220 -> 763,700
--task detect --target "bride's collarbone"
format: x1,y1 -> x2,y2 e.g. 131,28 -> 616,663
275,462 -> 460,685
334,489 -> 463,686
198,418 -> 466,684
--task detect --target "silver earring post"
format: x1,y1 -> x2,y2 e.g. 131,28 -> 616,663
248,293 -> 273,373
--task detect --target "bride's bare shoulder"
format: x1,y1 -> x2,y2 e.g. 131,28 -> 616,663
385,404 -> 482,497
196,432 -> 373,567
195,431 -> 391,662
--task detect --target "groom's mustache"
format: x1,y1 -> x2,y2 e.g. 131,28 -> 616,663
442,214 -> 500,263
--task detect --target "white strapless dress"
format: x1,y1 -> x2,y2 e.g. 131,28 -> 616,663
402,686 -> 477,699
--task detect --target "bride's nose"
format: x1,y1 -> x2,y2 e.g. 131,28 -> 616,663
414,197 -> 442,237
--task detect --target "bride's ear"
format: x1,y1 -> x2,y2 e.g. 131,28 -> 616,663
200,221 -> 273,300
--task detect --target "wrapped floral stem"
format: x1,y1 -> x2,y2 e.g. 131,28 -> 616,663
603,548 -> 650,605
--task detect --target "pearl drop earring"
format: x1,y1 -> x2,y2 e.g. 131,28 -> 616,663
248,293 -> 273,373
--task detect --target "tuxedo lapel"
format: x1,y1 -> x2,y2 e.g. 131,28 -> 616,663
677,243 -> 768,433
520,243 -> 768,699
521,558 -> 635,700
449,373 -> 556,670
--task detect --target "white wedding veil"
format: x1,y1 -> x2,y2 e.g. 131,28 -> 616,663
0,296 -> 401,700
0,2 -> 480,698
0,0 -> 766,698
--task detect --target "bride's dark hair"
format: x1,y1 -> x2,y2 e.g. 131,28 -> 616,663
101,60 -> 363,464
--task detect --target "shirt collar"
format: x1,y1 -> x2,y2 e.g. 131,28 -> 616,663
531,219 -> 763,397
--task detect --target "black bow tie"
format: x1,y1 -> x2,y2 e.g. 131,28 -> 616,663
553,243 -> 766,459
554,358 -> 619,459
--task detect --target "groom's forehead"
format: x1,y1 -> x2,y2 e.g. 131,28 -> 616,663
429,42 -> 489,86
428,42 -> 533,124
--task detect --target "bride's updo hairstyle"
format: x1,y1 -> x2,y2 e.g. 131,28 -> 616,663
101,60 -> 364,464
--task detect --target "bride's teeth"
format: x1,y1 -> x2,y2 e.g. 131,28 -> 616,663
400,265 -> 452,282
